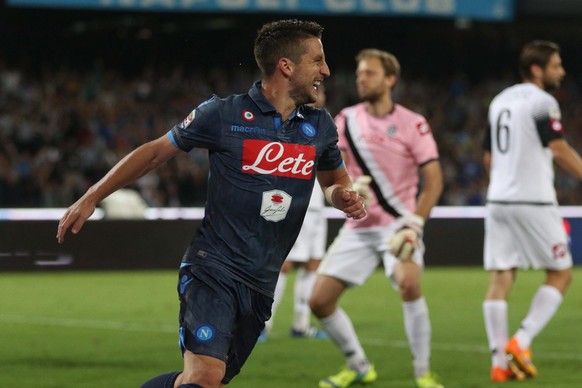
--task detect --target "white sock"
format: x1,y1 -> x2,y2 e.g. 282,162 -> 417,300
265,273 -> 288,333
320,307 -> 369,373
402,297 -> 431,377
483,299 -> 508,368
514,285 -> 563,349
293,268 -> 316,331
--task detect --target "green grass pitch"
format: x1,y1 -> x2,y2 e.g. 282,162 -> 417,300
1,267 -> 581,387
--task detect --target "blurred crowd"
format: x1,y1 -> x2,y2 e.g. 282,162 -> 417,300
1,60 -> 582,208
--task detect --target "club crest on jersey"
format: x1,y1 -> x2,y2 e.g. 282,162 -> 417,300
195,324 -> 215,343
242,140 -> 315,180
301,122 -> 317,138
260,190 -> 292,222
416,121 -> 431,135
242,110 -> 255,122
181,109 -> 196,128
386,125 -> 397,137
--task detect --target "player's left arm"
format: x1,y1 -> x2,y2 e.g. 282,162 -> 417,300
387,160 -> 442,261
415,159 -> 444,220
549,138 -> 582,181
317,167 -> 366,220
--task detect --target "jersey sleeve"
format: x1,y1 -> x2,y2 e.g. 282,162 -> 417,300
318,110 -> 344,171
168,96 -> 223,152
409,116 -> 439,166
534,95 -> 564,146
334,110 -> 348,150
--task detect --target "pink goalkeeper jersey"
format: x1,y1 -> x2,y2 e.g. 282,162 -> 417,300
336,102 -> 439,229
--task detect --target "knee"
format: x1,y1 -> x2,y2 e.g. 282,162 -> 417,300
309,293 -> 333,318
398,277 -> 421,301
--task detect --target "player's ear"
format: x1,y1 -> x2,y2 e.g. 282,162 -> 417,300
278,57 -> 294,78
385,74 -> 397,90
530,63 -> 543,80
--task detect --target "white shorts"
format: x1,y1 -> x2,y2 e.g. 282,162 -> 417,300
317,222 -> 425,287
484,203 -> 572,271
287,210 -> 328,263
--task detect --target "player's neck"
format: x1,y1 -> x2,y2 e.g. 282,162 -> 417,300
365,98 -> 394,117
260,79 -> 296,121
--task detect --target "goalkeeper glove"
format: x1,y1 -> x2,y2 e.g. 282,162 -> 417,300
352,175 -> 372,206
388,214 -> 425,261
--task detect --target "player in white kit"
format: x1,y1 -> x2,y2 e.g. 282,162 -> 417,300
260,183 -> 329,340
310,49 -> 444,388
482,40 -> 582,382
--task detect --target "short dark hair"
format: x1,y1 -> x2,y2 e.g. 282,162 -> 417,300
254,19 -> 324,77
519,40 -> 560,80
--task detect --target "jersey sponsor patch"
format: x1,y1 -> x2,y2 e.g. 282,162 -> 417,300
550,118 -> 563,133
260,189 -> 292,222
242,140 -> 315,180
416,121 -> 431,135
180,109 -> 196,128
243,110 -> 255,122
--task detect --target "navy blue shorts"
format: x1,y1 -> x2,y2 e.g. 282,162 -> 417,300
177,264 -> 272,384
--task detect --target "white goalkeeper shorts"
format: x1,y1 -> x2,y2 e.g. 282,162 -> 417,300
287,209 -> 327,263
484,203 -> 572,271
317,223 -> 425,287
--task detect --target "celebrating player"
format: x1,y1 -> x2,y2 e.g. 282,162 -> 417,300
56,19 -> 366,388
260,85 -> 330,342
309,48 -> 444,388
482,40 -> 582,382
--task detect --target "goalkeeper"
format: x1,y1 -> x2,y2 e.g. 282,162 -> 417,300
309,49 -> 444,388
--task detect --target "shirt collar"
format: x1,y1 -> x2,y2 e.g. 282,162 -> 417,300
248,81 -> 306,120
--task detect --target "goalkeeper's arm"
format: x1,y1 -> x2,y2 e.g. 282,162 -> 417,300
388,160 -> 443,261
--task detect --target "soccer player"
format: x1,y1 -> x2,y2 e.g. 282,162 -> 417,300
482,40 -> 582,382
56,19 -> 367,388
309,48 -> 444,388
260,181 -> 329,341
260,85 -> 329,342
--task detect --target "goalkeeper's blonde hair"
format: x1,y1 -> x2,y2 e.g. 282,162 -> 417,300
356,48 -> 401,78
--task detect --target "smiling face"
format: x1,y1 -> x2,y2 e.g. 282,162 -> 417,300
288,37 -> 330,106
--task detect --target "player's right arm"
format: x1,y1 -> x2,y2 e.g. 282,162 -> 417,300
549,138 -> 582,180
57,135 -> 181,243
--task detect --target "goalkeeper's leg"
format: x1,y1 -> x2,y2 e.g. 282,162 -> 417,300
310,275 -> 371,373
394,261 -> 433,379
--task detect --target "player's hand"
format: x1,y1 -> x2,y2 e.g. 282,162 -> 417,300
387,214 -> 424,261
335,189 -> 367,220
352,175 -> 372,206
56,199 -> 96,244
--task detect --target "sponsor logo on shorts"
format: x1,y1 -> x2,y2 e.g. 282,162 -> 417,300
195,324 -> 215,343
552,242 -> 568,260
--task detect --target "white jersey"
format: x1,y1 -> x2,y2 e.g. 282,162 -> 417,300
286,182 -> 327,262
484,83 -> 564,204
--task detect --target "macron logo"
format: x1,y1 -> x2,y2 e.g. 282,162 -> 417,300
242,140 -> 315,180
